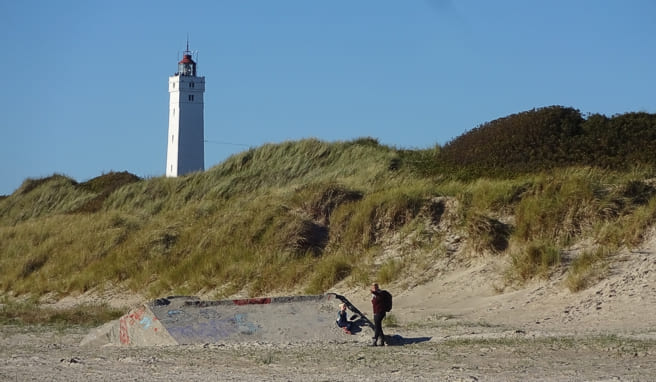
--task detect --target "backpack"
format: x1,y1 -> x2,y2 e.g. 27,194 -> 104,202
379,290 -> 393,312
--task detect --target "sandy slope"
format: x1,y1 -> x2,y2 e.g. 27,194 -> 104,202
350,237 -> 656,339
3,234 -> 656,380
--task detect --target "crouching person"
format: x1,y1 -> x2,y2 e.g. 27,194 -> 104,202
336,303 -> 352,334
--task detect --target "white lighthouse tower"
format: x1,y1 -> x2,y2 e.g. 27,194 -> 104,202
166,42 -> 205,177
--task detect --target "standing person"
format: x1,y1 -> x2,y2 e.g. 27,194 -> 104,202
370,283 -> 386,346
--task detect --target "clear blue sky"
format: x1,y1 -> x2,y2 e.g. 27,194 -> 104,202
1,0 -> 655,195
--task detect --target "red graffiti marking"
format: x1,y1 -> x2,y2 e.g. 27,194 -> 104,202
127,307 -> 146,325
119,317 -> 130,345
131,307 -> 145,320
232,298 -> 272,305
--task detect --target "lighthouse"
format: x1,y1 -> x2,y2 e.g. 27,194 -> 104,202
166,43 -> 205,177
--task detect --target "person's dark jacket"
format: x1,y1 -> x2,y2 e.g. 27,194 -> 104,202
372,291 -> 385,315
337,310 -> 348,327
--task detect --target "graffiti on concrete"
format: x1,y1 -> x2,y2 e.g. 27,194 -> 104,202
119,317 -> 130,345
167,309 -> 184,317
235,313 -> 258,335
119,306 -> 160,345
199,308 -> 223,320
233,298 -> 271,305
140,316 -> 153,329
163,310 -> 260,343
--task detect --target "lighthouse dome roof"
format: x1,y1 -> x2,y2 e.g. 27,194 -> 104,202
179,54 -> 195,65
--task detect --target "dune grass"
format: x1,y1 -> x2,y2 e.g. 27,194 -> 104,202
506,240 -> 562,283
0,300 -> 124,327
565,248 -> 610,292
1,138 -> 656,300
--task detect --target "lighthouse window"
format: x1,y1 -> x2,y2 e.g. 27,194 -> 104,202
188,94 -> 194,101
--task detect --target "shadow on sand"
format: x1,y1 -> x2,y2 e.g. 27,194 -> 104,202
384,334 -> 432,346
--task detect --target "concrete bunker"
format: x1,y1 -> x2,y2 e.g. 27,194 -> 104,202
82,293 -> 373,346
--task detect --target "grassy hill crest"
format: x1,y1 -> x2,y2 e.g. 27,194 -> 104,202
2,108 -> 656,301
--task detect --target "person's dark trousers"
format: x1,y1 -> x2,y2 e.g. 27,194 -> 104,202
373,312 -> 386,345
